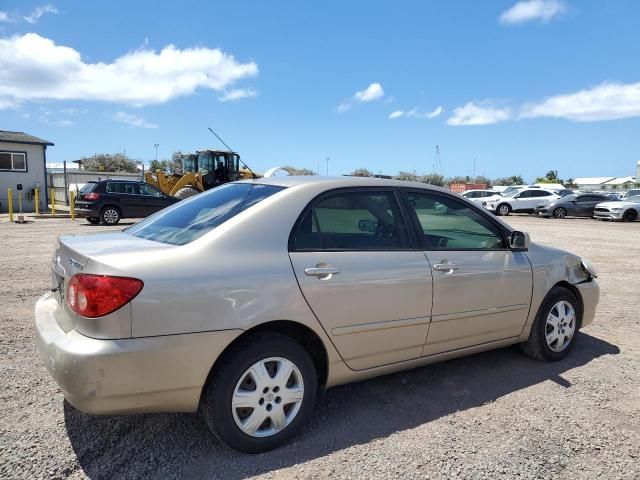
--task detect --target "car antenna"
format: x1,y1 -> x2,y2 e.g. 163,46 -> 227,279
207,127 -> 257,179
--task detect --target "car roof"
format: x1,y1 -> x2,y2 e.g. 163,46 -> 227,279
248,175 -> 454,194
98,179 -> 141,183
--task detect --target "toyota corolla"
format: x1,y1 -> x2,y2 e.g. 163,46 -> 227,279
35,176 -> 599,453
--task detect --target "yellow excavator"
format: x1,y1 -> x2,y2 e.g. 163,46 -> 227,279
145,150 -> 260,199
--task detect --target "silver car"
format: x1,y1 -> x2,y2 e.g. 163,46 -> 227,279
35,177 -> 599,452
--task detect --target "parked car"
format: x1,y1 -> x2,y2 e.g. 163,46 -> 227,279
623,189 -> 640,199
593,195 -> 640,222
74,180 -> 179,225
485,188 -> 560,215
35,177 -> 599,453
461,189 -> 503,207
533,193 -> 609,218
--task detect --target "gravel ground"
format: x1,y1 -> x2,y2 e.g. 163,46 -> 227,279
1,214 -> 639,480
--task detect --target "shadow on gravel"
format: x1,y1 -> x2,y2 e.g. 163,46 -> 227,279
65,333 -> 619,480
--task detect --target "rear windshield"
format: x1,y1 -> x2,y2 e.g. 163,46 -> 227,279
125,183 -> 285,245
79,182 -> 97,193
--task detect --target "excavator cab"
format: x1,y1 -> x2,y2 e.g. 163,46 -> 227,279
194,150 -> 242,189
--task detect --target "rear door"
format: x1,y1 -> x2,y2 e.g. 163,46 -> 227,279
573,195 -> 605,216
402,189 -> 532,356
289,188 -> 433,370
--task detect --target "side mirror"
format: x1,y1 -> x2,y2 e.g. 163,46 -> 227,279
510,231 -> 531,251
358,219 -> 377,233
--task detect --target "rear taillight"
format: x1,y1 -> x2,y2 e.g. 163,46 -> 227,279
83,192 -> 100,201
67,274 -> 143,318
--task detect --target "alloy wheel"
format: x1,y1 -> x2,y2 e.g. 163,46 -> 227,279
231,357 -> 304,438
545,300 -> 576,352
103,209 -> 119,224
553,207 -> 567,218
499,205 -> 510,215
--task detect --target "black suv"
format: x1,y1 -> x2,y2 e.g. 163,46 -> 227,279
75,180 -> 179,225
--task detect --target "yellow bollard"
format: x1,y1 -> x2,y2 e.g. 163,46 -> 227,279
7,188 -> 13,222
34,188 -> 40,214
50,188 -> 55,215
70,190 -> 76,221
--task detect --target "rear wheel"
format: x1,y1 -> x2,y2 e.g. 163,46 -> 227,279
174,187 -> 200,199
521,287 -> 581,361
622,209 -> 638,222
100,207 -> 121,225
200,332 -> 317,453
496,203 -> 511,216
553,207 -> 567,219
86,217 -> 100,224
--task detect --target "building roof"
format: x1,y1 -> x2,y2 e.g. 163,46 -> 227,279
574,177 -> 616,185
0,130 -> 54,146
603,176 -> 636,185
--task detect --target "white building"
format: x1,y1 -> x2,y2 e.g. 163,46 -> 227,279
0,130 -> 54,212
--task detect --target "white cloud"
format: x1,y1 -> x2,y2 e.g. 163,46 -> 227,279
389,105 -> 444,120
24,4 -> 58,23
218,88 -> 257,102
499,0 -> 566,25
337,82 -> 384,113
354,83 -> 384,102
113,111 -> 158,129
0,11 -> 9,22
519,81 -> 640,121
447,102 -> 511,126
0,33 -> 258,109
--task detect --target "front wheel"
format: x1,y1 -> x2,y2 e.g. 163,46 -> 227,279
521,287 -> 581,361
496,203 -> 511,216
200,332 -> 318,453
623,209 -> 638,222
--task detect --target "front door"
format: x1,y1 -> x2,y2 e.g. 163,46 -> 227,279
137,183 -> 171,216
403,190 -> 532,356
289,189 -> 432,370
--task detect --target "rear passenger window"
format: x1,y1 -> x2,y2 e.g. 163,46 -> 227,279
292,191 -> 410,250
106,182 -> 138,194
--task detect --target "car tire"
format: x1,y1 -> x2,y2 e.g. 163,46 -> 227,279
520,286 -> 581,362
553,207 -> 567,219
100,206 -> 121,225
496,203 -> 511,216
200,332 -> 318,453
174,187 -> 200,199
86,217 -> 100,224
622,209 -> 638,222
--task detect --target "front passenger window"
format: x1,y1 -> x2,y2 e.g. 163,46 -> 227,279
406,192 -> 505,250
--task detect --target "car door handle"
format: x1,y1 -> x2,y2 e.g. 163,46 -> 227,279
304,266 -> 340,278
433,262 -> 459,273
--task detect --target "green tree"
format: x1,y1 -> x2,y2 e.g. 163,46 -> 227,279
473,175 -> 492,187
282,166 -> 316,176
80,153 -> 139,172
168,151 -> 184,174
419,173 -> 446,187
493,175 -> 525,186
564,178 -> 577,188
351,168 -> 374,177
149,159 -> 168,172
447,175 -> 470,184
395,171 -> 418,182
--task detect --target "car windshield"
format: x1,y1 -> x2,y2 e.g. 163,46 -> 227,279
503,190 -> 520,197
626,196 -> 640,203
125,183 -> 285,245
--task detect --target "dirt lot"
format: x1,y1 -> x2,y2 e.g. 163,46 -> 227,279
1,214 -> 639,479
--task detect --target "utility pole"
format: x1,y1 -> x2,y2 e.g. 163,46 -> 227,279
326,156 -> 330,176
153,143 -> 159,163
317,159 -> 321,176
435,145 -> 441,174
473,158 -> 476,179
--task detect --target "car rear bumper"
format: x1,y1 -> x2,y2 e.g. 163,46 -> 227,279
73,206 -> 100,217
576,279 -> 599,328
34,292 -> 242,414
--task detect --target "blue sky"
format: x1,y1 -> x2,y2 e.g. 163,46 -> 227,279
1,0 -> 639,181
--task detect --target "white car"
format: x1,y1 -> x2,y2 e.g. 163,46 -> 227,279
485,189 -> 560,216
461,190 -> 503,207
593,195 -> 640,221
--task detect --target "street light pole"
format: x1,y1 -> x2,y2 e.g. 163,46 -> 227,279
153,143 -> 159,163
326,156 -> 330,176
